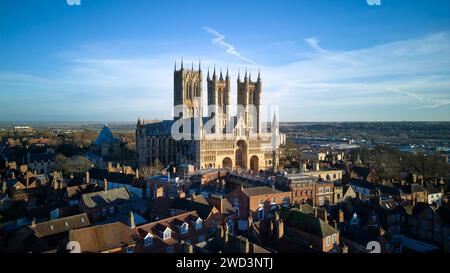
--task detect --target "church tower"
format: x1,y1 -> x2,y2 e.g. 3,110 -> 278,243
173,59 -> 203,120
207,67 -> 230,133
237,69 -> 262,133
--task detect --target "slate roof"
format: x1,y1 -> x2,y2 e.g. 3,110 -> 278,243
28,153 -> 56,162
348,179 -> 376,190
69,222 -> 137,252
283,208 -> 338,238
89,168 -> 137,186
66,183 -> 99,199
171,198 -> 213,219
30,213 -> 91,238
81,187 -> 131,209
425,181 -> 441,194
94,124 -> 119,146
400,183 -> 427,194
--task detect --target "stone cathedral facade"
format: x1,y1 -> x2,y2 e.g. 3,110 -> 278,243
136,60 -> 284,173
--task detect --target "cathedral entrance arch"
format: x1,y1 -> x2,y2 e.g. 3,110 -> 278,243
222,157 -> 233,169
250,155 -> 259,173
235,140 -> 248,170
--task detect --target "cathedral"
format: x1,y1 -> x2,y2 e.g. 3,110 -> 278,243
136,60 -> 284,173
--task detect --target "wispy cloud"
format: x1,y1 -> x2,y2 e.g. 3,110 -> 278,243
305,37 -> 329,54
203,27 -> 255,64
1,32 -> 449,121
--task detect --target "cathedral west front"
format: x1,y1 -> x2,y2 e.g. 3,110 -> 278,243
136,59 -> 284,173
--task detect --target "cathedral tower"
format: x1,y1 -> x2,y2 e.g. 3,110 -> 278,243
237,69 -> 262,133
173,59 -> 203,120
207,67 -> 230,133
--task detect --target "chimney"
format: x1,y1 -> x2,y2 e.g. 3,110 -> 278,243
85,171 -> 90,184
183,242 -> 194,253
338,209 -> 344,223
129,211 -> 136,229
104,178 -> 108,191
31,218 -> 37,228
135,169 -> 139,179
240,238 -> 250,253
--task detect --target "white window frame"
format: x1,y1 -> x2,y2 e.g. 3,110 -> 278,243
326,236 -> 331,246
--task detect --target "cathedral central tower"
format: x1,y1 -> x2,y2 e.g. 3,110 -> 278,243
173,59 -> 203,120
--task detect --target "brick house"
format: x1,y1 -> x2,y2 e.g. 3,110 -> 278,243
407,202 -> 446,246
227,186 -> 291,233
281,207 -> 340,252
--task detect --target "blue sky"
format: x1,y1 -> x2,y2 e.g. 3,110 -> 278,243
0,0 -> 450,122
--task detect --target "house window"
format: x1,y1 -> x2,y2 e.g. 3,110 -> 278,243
332,234 -> 336,244
198,235 -> 205,243
163,229 -> 172,240
319,197 -> 324,206
102,209 -> 107,217
227,220 -> 234,235
434,224 -> 440,232
109,207 -> 115,215
271,197 -> 276,204
326,236 -> 331,246
166,246 -> 174,253
258,207 -> 264,220
421,220 -> 428,229
282,197 -> 289,207
233,206 -> 240,218
319,187 -> 323,194
259,199 -> 264,206
126,246 -> 134,253
325,187 -> 330,193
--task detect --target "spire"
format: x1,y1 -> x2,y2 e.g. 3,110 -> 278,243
207,67 -> 210,80
191,61 -> 194,71
129,211 -> 136,229
220,68 -> 223,80
181,56 -> 184,70
199,59 -> 201,71
226,66 -> 229,79
237,68 -> 241,82
257,68 -> 261,81
213,64 -> 216,79
174,60 -> 177,71
244,68 -> 248,81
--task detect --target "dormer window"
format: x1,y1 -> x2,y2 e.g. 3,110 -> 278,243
163,229 -> 172,240
192,218 -> 203,230
144,233 -> 153,246
179,223 -> 188,234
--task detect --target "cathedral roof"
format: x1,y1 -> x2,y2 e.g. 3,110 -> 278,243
94,124 -> 119,146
